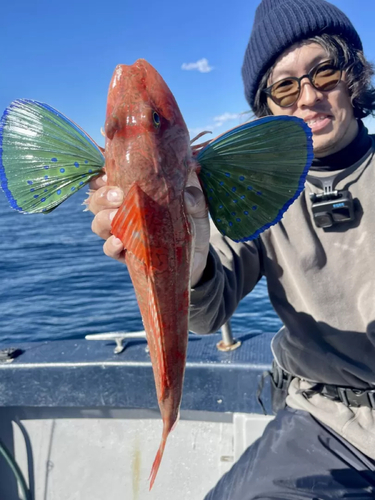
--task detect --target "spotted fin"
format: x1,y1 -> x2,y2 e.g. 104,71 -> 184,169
0,99 -> 105,214
196,115 -> 313,242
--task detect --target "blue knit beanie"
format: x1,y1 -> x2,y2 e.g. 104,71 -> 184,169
242,0 -> 363,110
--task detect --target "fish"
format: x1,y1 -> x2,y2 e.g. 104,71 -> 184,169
106,61 -> 195,488
0,60 -> 313,488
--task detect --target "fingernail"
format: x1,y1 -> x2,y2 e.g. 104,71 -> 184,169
109,210 -> 117,221
107,189 -> 121,201
102,174 -> 108,183
113,237 -> 123,247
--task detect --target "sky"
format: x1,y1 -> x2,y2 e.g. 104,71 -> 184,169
1,0 -> 375,146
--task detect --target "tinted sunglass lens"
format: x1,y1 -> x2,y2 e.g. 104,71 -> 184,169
313,65 -> 341,91
272,80 -> 299,107
266,62 -> 342,108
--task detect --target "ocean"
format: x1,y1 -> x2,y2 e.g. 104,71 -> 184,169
0,189 -> 281,345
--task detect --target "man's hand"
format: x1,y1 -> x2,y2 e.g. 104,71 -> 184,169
88,174 -> 126,263
185,171 -> 210,287
88,171 -> 210,286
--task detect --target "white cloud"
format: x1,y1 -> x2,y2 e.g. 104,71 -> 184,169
189,111 -> 244,138
213,112 -> 242,127
181,58 -> 214,73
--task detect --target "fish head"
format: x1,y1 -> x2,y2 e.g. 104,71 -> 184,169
104,59 -> 191,196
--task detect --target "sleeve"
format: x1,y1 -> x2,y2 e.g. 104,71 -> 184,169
189,221 -> 263,334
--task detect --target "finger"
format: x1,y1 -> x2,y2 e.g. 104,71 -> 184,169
91,209 -> 117,240
87,185 -> 124,215
184,186 -> 208,219
103,235 -> 126,263
89,172 -> 107,190
186,170 -> 201,190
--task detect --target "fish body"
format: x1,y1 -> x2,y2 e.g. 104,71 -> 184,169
105,60 -> 195,488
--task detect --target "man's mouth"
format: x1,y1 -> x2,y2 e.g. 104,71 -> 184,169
303,114 -> 331,133
305,114 -> 329,127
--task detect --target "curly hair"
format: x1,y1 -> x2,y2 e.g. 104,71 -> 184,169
253,34 -> 375,120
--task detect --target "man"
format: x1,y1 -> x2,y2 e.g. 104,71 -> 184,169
89,0 -> 375,497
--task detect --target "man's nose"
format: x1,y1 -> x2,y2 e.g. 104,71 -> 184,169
298,79 -> 323,107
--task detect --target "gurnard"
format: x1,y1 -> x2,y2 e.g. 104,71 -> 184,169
107,62 -> 195,488
0,59 -> 313,488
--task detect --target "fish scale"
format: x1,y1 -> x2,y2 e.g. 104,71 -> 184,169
0,59 -> 313,488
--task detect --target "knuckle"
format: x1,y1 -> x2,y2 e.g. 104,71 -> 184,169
89,186 -> 123,212
103,240 -> 113,257
87,188 -> 104,214
91,217 -> 97,234
92,211 -> 111,239
103,237 -> 121,260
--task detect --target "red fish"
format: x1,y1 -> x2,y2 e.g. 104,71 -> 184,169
0,60 -> 313,489
106,60 -> 195,488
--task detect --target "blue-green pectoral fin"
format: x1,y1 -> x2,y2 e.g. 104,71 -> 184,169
196,115 -> 313,242
0,99 -> 105,214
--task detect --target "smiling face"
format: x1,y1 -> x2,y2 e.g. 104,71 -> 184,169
266,42 -> 359,157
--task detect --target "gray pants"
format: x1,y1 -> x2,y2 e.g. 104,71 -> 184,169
204,407 -> 375,499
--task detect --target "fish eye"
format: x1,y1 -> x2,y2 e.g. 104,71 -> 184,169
152,111 -> 161,128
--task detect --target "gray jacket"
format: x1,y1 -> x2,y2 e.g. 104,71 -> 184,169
190,137 -> 375,390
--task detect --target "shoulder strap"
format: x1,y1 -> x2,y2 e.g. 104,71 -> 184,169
307,141 -> 375,193
307,160 -> 368,193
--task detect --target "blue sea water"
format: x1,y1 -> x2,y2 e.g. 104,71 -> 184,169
0,189 -> 281,345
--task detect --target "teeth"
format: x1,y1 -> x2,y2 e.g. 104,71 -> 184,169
307,116 -> 326,126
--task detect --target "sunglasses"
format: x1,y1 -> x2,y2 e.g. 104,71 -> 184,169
263,60 -> 343,108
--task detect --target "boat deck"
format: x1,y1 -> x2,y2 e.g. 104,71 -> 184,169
0,331 -> 274,499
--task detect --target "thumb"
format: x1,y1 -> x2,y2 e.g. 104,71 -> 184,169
184,186 -> 208,219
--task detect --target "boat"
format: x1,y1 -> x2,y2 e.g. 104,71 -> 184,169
0,323 -> 274,499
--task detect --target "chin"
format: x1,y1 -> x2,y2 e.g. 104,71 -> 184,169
312,133 -> 342,157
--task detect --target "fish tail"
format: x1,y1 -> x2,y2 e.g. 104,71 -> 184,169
149,425 -> 169,490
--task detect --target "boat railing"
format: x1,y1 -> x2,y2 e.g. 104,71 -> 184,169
85,321 -> 241,354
